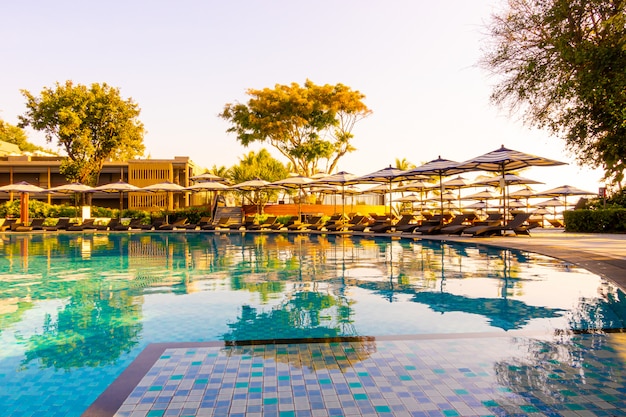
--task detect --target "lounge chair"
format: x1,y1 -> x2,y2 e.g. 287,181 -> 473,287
227,216 -> 257,230
367,217 -> 397,233
67,218 -> 101,231
440,213 -> 478,235
459,213 -> 504,236
351,216 -> 384,232
465,213 -> 534,237
548,218 -> 565,228
201,217 -> 231,230
159,218 -> 189,230
420,214 -> 471,235
117,218 -> 142,230
136,218 -> 165,230
1,218 -> 18,232
386,214 -> 418,233
43,217 -> 73,231
247,216 -> 277,231
411,214 -> 448,234
98,218 -> 120,230
181,216 -> 212,230
288,215 -> 323,231
29,218 -> 47,231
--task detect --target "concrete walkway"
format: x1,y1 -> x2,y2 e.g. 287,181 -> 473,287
406,228 -> 626,290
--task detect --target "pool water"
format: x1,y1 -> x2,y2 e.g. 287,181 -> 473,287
0,232 -> 625,416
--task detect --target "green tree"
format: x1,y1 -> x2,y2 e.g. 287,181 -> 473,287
19,81 -> 145,185
208,164 -> 231,180
394,157 -> 415,171
229,149 -> 290,210
0,119 -> 48,153
220,80 -> 372,177
482,0 -> 626,186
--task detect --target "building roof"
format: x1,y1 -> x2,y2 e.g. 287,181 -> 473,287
0,140 -> 22,156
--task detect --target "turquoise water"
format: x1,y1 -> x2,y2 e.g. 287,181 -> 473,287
0,232 -> 624,416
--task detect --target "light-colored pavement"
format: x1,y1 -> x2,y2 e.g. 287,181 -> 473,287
411,228 -> 626,290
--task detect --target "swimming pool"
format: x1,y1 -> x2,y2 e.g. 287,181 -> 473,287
0,232 -> 624,416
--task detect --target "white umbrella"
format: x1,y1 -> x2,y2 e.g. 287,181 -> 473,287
48,182 -> 94,218
402,157 -> 469,218
185,182 -> 230,192
356,166 -> 415,217
190,173 -> 227,182
440,175 -> 473,211
535,184 -> 596,210
231,178 -> 273,214
141,181 -> 186,192
0,181 -> 45,224
270,175 -> 314,220
185,181 -> 231,213
535,197 -> 565,220
93,180 -> 142,214
0,181 -> 46,194
313,171 -> 360,218
141,181 -> 187,221
457,145 -> 566,215
473,173 -> 544,187
461,189 -> 498,212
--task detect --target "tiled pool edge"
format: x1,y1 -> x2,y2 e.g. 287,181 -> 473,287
83,342 -> 224,417
81,331 -> 554,417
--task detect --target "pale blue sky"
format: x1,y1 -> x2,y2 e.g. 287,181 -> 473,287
1,0 -> 604,193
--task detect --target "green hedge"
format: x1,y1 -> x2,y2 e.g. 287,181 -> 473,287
564,209 -> 626,233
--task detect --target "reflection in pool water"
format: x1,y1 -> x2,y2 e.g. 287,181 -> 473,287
0,232 -> 624,416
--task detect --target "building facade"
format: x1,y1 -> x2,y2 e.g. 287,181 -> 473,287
0,153 -> 204,211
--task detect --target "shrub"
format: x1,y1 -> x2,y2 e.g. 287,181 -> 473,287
564,209 -> 626,233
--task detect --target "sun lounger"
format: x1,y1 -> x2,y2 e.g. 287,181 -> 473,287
417,214 -> 470,235
202,217 -> 231,230
247,216 -> 277,231
465,213 -> 534,237
411,214 -> 448,234
548,218 -> 565,228
67,218 -> 101,231
440,213 -> 478,235
159,218 -> 189,230
43,217 -> 74,231
227,216 -> 257,230
135,218 -> 165,230
459,213 -> 504,236
1,218 -> 18,232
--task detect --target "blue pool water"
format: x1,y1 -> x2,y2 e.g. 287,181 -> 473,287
0,232 -> 625,416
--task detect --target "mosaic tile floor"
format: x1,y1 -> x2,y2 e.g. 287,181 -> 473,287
101,333 -> 626,417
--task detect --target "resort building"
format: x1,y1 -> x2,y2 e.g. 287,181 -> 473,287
0,146 -> 204,211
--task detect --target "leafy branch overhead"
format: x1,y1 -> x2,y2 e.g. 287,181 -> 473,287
482,0 -> 626,185
220,80 -> 372,177
19,81 -> 146,185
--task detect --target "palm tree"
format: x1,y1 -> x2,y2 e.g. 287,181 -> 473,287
395,158 -> 415,171
230,149 -> 290,207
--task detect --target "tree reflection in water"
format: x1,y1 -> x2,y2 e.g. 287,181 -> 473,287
1,231 -> 624,373
493,332 -> 626,411
21,288 -> 142,370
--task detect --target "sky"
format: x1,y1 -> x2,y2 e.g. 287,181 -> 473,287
0,0 -> 606,196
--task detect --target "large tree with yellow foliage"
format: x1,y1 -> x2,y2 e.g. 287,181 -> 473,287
19,81 -> 145,185
220,80 -> 371,177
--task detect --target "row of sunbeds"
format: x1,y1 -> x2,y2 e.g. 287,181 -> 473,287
157,211 -> 542,237
1,211 -> 545,237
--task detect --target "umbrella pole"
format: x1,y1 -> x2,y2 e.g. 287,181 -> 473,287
388,181 -> 392,218
119,191 -> 123,218
298,186 -> 302,222
438,173 -> 444,223
20,192 -> 29,225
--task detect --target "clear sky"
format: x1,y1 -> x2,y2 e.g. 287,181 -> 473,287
0,0 -> 605,195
